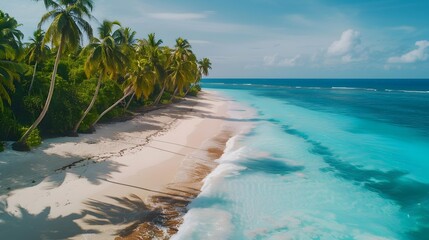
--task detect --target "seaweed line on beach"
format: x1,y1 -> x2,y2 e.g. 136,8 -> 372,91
115,130 -> 233,240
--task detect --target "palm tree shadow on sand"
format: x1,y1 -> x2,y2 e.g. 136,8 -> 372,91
83,187 -> 199,239
83,194 -> 165,237
0,202 -> 98,239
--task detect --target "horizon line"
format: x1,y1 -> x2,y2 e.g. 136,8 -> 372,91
203,77 -> 429,80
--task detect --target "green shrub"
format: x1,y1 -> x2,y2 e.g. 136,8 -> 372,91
188,86 -> 199,96
39,78 -> 81,136
95,81 -> 124,121
78,112 -> 98,133
161,91 -> 172,101
20,127 -> 42,147
195,84 -> 202,91
0,108 -> 21,141
0,142 -> 4,152
144,99 -> 154,106
160,99 -> 172,104
23,95 -> 43,119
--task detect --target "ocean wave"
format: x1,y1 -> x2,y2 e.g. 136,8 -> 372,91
331,87 -> 377,91
171,208 -> 234,240
172,134 -> 246,239
205,82 -> 225,85
205,82 -> 429,93
385,89 -> 429,94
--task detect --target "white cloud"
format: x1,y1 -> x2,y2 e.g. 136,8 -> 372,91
284,14 -> 313,26
263,54 -> 301,67
327,29 -> 361,56
189,40 -> 211,45
263,54 -> 278,66
149,12 -> 207,20
387,40 -> 429,63
389,25 -> 416,32
278,55 -> 301,67
326,29 -> 366,63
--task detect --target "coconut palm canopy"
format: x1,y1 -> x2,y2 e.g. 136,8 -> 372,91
0,10 -> 25,111
0,3 -> 211,150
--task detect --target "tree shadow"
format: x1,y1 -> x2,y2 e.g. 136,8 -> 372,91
45,159 -> 126,189
83,194 -> 164,237
0,149 -> 125,195
0,201 -> 98,239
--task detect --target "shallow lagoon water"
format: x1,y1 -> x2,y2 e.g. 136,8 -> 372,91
173,79 -> 429,240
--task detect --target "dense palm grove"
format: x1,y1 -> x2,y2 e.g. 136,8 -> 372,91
0,0 -> 211,152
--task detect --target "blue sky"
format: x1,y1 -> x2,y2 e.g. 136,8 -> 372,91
1,0 -> 429,78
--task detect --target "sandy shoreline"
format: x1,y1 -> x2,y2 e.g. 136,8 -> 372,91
0,91 -> 252,239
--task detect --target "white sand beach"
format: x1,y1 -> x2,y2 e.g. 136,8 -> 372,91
0,91 -> 253,239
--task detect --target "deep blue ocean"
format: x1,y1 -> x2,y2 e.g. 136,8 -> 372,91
174,79 -> 429,240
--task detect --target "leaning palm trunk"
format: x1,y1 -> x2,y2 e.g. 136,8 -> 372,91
92,88 -> 134,127
153,82 -> 166,105
184,83 -> 194,96
16,37 -> 64,146
125,91 -> 135,110
28,61 -> 38,95
184,86 -> 191,96
72,74 -> 102,134
169,87 -> 178,102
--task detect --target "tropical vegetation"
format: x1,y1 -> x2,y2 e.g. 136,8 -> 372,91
0,2 -> 210,152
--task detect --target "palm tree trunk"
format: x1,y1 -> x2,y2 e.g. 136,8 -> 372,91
28,61 -> 38,95
170,87 -> 178,102
72,73 -> 102,134
184,83 -> 193,96
125,91 -> 135,110
16,37 -> 64,147
153,82 -> 166,105
92,89 -> 133,127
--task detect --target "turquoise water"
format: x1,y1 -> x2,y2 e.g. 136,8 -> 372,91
174,79 -> 429,240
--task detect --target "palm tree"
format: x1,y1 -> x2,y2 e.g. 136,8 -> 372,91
145,34 -> 165,104
136,33 -> 167,106
14,0 -> 94,150
0,10 -> 23,52
92,58 -> 156,127
24,29 -> 50,94
0,10 -> 24,112
185,58 -> 211,96
198,58 -> 212,79
168,57 -> 196,101
72,20 -> 128,135
0,44 -> 23,112
98,19 -> 120,39
173,37 -> 193,61
113,26 -> 138,108
91,86 -> 133,127
113,27 -> 136,47
168,38 -> 197,101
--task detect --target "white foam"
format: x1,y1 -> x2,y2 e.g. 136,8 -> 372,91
172,134 -> 246,239
200,136 -> 249,195
332,87 -> 359,90
171,208 -> 233,240
331,87 -> 377,91
385,89 -> 429,93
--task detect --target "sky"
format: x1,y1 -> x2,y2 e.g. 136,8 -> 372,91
1,0 -> 429,78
